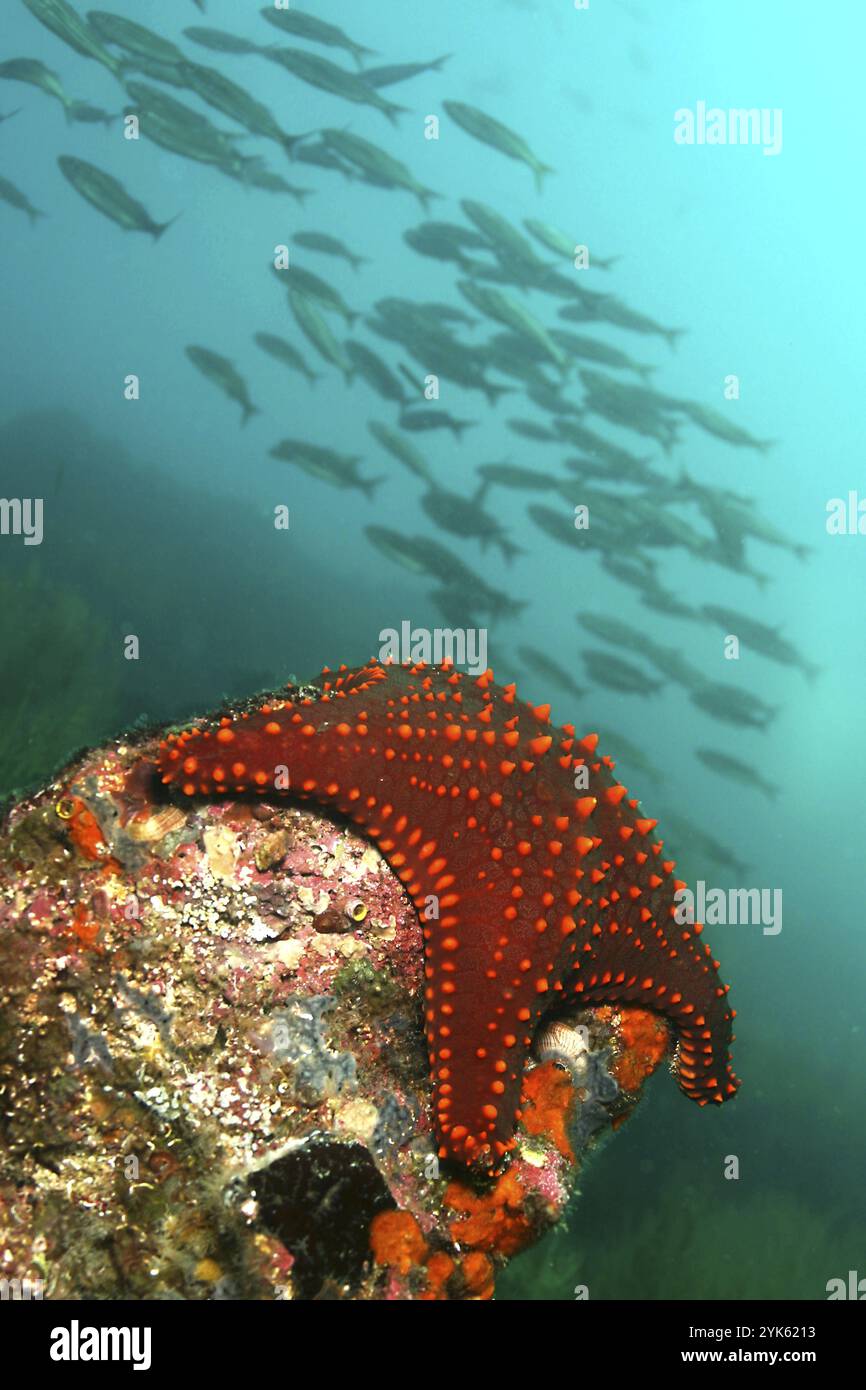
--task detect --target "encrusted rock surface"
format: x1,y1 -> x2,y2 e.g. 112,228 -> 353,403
0,724 -> 671,1300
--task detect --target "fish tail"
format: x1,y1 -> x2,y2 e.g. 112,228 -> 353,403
803,661 -> 822,684
399,362 -> 424,395
474,480 -> 491,504
346,310 -> 360,327
385,102 -> 410,126
452,420 -> 477,440
342,368 -> 356,387
499,537 -> 525,566
636,363 -> 656,380
28,208 -> 47,226
416,187 -> 441,212
362,475 -> 386,500
432,54 -> 454,71
241,404 -> 261,428
757,438 -> 778,454
283,131 -> 317,160
533,161 -> 556,194
291,187 -> 313,205
504,596 -> 530,619
151,212 -> 181,241
349,254 -> 369,271
483,382 -> 511,406
665,327 -> 687,351
794,543 -> 813,562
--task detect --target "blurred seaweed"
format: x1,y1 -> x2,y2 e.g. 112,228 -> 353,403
0,566 -> 120,797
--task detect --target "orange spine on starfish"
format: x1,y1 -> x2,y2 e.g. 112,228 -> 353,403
157,659 -> 740,1172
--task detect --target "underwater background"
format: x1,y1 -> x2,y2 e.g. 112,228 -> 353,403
1,0 -> 864,1300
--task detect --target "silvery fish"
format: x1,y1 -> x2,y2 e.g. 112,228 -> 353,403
270,440 -> 382,499
58,155 -> 176,238
461,199 -> 551,278
365,525 -> 429,576
273,265 -> 358,327
559,294 -> 685,348
183,27 -> 262,56
679,400 -> 775,453
364,55 -> 452,88
125,82 -> 252,174
345,345 -> 408,405
288,289 -> 355,384
524,217 -> 620,269
459,279 -> 567,371
476,462 -> 559,494
689,681 -> 777,730
226,165 -> 311,202
185,345 -> 261,426
696,749 -> 779,802
399,409 -> 477,441
87,10 -> 184,65
23,0 -> 121,77
0,57 -> 70,111
404,220 -> 488,269
443,100 -> 554,191
66,99 -> 117,127
701,605 -> 819,680
506,418 -> 558,443
0,174 -> 45,226
259,6 -> 376,68
517,646 -> 586,701
367,420 -> 431,482
264,47 -> 407,125
421,483 -> 522,564
179,60 -> 303,156
254,332 -> 320,386
294,231 -> 368,272
321,128 -> 439,209
582,649 -> 664,696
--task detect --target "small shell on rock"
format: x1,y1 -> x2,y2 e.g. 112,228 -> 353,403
533,1018 -> 591,1072
314,896 -> 369,933
254,829 -> 292,872
203,825 -> 238,880
126,806 -> 188,843
313,907 -> 353,934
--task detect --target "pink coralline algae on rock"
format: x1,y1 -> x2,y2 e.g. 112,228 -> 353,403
0,708 -> 672,1300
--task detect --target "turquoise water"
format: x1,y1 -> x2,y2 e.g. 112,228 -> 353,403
2,0 -> 865,1299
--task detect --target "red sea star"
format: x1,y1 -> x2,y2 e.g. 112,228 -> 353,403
157,660 -> 739,1172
